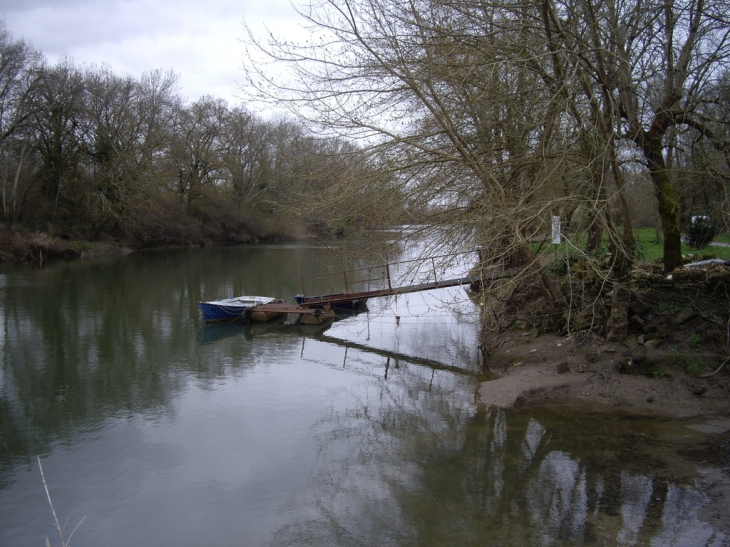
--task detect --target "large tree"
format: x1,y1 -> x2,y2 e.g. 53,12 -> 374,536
245,0 -> 730,277
0,23 -> 43,223
244,0 -> 590,303
542,0 -> 730,270
83,67 -> 178,236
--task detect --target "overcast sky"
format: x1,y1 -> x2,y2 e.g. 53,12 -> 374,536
1,0 -> 305,105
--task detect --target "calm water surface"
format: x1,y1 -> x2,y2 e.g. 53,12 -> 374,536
0,244 -> 727,546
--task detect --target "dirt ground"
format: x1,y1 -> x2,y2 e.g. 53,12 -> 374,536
479,329 -> 730,417
476,257 -> 730,418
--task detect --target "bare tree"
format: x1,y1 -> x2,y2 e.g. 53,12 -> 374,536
544,0 -> 730,271
30,59 -> 88,227
165,96 -> 227,208
0,22 -> 44,223
83,66 -> 178,237
244,0 -> 579,304
218,106 -> 270,208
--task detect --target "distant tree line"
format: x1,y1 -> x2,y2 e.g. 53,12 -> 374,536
0,22 -> 391,247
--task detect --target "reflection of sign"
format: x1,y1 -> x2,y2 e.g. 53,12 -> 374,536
552,216 -> 562,244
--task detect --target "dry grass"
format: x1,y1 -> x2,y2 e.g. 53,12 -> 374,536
37,456 -> 85,547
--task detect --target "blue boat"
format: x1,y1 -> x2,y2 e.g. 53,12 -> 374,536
199,296 -> 280,323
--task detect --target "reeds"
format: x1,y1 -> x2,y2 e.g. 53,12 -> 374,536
37,455 -> 85,547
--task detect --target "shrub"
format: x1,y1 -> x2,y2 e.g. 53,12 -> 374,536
685,216 -> 720,250
548,245 -> 585,276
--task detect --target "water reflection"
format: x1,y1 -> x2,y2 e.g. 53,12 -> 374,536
195,305 -> 371,345
0,247 -> 356,450
269,399 -> 728,547
0,246 -> 726,546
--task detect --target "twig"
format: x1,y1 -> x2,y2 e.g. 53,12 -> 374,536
700,356 -> 729,378
37,455 -> 85,547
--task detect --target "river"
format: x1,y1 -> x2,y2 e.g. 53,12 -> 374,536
0,243 -> 727,546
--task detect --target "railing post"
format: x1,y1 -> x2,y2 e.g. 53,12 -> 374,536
343,271 -> 349,295
386,263 -> 392,291
432,257 -> 438,287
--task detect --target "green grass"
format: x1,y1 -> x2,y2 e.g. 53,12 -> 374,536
665,354 -> 710,377
713,232 -> 730,244
634,228 -> 730,261
689,333 -> 703,350
534,228 -> 730,262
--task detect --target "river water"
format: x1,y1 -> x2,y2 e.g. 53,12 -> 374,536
0,243 -> 727,546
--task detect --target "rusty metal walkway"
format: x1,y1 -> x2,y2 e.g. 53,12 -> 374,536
256,254 -> 518,314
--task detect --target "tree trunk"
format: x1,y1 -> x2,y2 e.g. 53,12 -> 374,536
645,141 -> 683,271
586,218 -> 603,252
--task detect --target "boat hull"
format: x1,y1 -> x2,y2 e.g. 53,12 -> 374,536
199,296 -> 280,323
299,308 -> 336,325
250,309 -> 286,322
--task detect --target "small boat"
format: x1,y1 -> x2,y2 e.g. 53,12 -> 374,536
199,296 -> 284,323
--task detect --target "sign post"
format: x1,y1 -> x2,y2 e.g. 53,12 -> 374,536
552,216 -> 562,245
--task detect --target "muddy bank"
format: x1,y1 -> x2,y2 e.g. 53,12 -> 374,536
477,256 -> 730,419
477,328 -> 730,540
479,330 -> 730,417
0,224 -> 302,263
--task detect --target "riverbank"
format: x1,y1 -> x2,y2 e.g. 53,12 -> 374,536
0,223 -> 303,263
478,258 -> 730,419
479,330 -> 730,417
478,326 -> 730,539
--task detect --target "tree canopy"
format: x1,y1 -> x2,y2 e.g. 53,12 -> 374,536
0,21 -> 386,244
244,0 -> 730,277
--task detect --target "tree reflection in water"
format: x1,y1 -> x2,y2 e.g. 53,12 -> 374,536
0,247 -> 727,546
267,353 -> 727,547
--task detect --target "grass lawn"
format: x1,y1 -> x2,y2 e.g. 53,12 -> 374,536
535,227 -> 730,262
713,232 -> 730,244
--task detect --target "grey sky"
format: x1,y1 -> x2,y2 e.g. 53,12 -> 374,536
1,0 -> 304,104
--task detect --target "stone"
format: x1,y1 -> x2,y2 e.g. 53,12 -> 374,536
530,327 -> 539,338
600,343 -> 617,353
628,314 -> 646,331
644,339 -> 663,351
617,355 -> 633,373
557,361 -> 570,374
672,307 -> 698,325
630,346 -> 648,365
629,299 -> 652,317
637,334 -> 645,345
606,285 -> 631,341
623,336 -> 639,349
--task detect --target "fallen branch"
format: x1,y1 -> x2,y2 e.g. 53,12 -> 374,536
700,356 -> 729,378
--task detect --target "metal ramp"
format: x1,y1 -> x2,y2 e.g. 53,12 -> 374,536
256,254 -> 517,313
